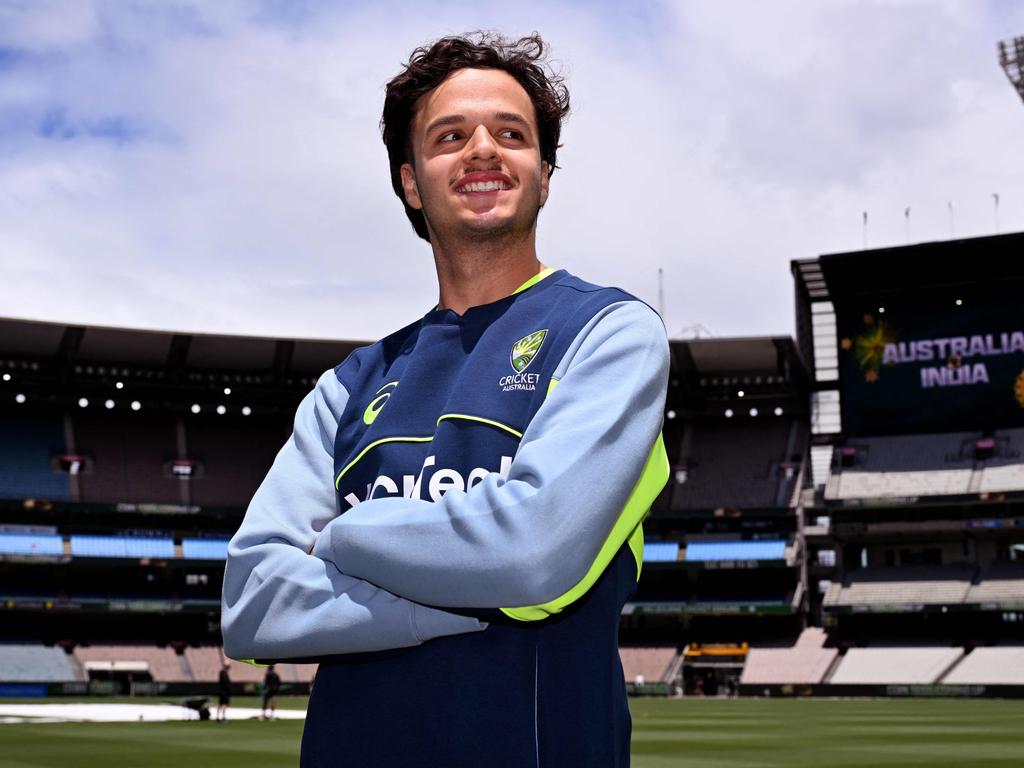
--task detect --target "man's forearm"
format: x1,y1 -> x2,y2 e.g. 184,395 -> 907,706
221,370 -> 486,661
313,301 -> 669,613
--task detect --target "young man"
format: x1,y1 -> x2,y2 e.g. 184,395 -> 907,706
222,33 -> 668,767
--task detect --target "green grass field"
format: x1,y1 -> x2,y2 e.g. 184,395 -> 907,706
1,697 -> 1023,767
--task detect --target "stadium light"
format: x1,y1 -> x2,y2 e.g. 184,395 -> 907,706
2,373 -> 10,381
749,407 -> 759,417
998,36 -> 1024,104
955,298 -> 963,306
737,390 -> 745,398
15,393 -> 26,404
224,387 -> 232,395
878,307 -> 885,314
190,404 -> 201,414
774,406 -> 784,416
78,397 -> 89,408
241,406 -> 252,416
115,381 -> 124,389
216,405 -> 227,415
724,408 -> 734,418
130,400 -> 142,411
666,409 -> 676,420
104,399 -> 115,410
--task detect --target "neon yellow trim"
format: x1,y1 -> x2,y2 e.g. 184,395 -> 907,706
436,413 -> 523,439
238,658 -> 269,668
512,267 -> 556,295
546,377 -> 559,396
335,436 -> 433,489
363,381 -> 398,425
627,522 -> 644,578
500,432 -> 669,622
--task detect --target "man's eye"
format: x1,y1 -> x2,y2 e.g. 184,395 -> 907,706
439,131 -> 460,142
499,129 -> 523,140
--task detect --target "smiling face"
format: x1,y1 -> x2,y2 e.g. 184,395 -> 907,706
400,68 -> 550,244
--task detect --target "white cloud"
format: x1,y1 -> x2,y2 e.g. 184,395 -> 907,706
1,0 -> 1023,342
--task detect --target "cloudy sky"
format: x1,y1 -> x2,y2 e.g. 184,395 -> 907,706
2,0 -> 1023,342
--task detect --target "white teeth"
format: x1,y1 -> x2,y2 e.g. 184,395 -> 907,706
459,180 -> 510,192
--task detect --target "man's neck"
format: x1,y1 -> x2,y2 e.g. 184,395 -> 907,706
431,232 -> 544,315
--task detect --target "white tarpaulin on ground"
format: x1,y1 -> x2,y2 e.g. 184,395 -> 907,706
0,703 -> 306,724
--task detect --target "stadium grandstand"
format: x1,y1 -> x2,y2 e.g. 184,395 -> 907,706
2,232 -> 1024,700
0,319 -> 356,696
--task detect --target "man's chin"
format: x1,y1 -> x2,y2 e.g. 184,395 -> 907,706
459,216 -> 527,241
424,207 -> 538,243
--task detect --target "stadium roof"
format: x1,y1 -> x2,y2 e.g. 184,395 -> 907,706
682,337 -> 797,375
671,336 -> 807,380
792,231 -> 1024,305
1,316 -> 809,412
0,316 -> 365,378
667,336 -> 810,419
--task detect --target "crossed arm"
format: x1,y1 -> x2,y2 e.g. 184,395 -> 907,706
221,300 -> 668,660
220,370 -> 485,661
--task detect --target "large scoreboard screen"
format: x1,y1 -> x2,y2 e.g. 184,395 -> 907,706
837,296 -> 1024,436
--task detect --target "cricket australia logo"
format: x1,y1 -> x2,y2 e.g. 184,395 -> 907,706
499,329 -> 547,392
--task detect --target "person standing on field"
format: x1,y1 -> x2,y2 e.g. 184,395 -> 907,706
216,661 -> 231,722
261,665 -> 280,720
222,31 -> 669,767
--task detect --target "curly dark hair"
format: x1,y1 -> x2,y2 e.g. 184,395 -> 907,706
381,32 -> 570,242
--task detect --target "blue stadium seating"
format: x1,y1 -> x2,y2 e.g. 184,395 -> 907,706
70,535 -> 173,559
643,541 -> 680,562
0,644 -> 80,682
0,532 -> 63,557
124,537 -> 175,559
0,412 -> 70,501
181,538 -> 229,560
685,540 -> 787,562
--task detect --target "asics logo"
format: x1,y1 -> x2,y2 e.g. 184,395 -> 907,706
343,454 -> 513,509
363,381 -> 398,425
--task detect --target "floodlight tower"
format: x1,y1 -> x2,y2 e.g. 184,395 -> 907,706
998,36 -> 1024,104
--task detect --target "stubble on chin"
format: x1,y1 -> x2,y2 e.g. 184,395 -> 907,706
424,181 -> 543,247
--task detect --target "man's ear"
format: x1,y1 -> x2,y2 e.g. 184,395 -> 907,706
400,163 -> 422,210
539,161 -> 550,207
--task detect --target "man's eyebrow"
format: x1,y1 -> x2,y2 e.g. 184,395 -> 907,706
423,112 -> 532,135
424,114 -> 465,135
494,111 -> 530,129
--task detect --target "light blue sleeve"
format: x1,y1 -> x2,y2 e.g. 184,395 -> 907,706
220,369 -> 486,661
312,300 -> 669,610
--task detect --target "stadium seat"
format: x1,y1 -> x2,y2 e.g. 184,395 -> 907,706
0,412 -> 71,501
73,413 -> 180,505
823,566 -> 973,608
185,646 -> 267,683
70,535 -> 174,559
685,540 -> 787,562
185,423 -> 287,509
740,628 -> 837,685
668,420 -> 805,510
643,541 -> 680,562
619,647 -> 677,684
0,532 -> 64,557
828,647 -> 963,684
965,561 -> 1024,603
181,538 -> 230,560
73,645 -> 189,682
0,644 -> 81,682
941,646 -> 1024,684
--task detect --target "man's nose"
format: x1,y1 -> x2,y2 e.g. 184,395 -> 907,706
464,124 -> 500,163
